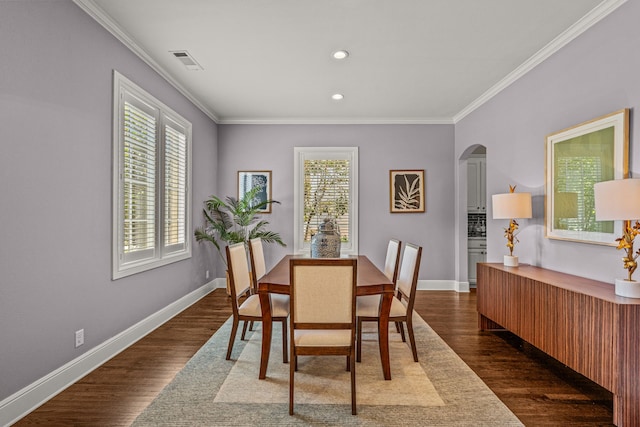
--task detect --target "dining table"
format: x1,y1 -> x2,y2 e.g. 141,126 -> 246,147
257,254 -> 395,380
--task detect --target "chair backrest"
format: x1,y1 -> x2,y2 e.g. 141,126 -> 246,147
290,258 -> 357,327
383,239 -> 402,284
248,238 -> 266,288
226,243 -> 252,308
396,243 -> 422,312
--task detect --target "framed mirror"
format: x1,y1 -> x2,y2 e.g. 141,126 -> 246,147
545,109 -> 629,245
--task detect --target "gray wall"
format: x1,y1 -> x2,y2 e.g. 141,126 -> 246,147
3,0 -> 635,409
0,1 -> 218,401
455,0 -> 640,283
217,124 -> 455,279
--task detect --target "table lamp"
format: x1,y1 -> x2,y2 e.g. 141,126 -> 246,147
594,178 -> 640,298
492,185 -> 532,267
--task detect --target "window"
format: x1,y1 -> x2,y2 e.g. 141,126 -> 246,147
294,147 -> 358,255
112,71 -> 192,279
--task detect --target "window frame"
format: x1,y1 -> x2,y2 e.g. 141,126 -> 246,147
293,147 -> 358,255
112,71 -> 192,279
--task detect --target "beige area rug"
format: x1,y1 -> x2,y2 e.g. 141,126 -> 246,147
214,321 -> 444,407
132,313 -> 523,426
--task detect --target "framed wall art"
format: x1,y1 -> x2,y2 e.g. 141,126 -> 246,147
238,170 -> 272,213
390,169 -> 425,213
545,109 -> 629,245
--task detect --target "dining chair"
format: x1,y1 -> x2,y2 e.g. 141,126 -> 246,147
383,238 -> 402,284
356,242 -> 422,363
248,238 -> 267,292
355,238 -> 401,360
247,237 -> 267,331
289,258 -> 358,415
382,239 -> 405,336
225,242 -> 289,363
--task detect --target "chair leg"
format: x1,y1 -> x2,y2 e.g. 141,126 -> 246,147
350,352 -> 357,415
346,355 -> 350,371
398,321 -> 406,342
226,317 -> 239,360
356,317 -> 363,363
395,321 -> 402,333
406,316 -> 418,362
289,346 -> 295,415
281,320 -> 288,364
240,320 -> 249,340
249,320 -> 254,331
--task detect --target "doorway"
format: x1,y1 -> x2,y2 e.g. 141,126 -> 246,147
462,145 -> 486,287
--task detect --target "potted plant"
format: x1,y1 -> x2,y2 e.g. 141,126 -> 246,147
194,186 -> 286,292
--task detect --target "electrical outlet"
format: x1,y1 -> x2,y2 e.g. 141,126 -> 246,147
206,270 -> 210,279
75,329 -> 84,348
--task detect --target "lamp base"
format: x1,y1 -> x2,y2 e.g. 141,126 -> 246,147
615,278 -> 640,298
503,255 -> 518,267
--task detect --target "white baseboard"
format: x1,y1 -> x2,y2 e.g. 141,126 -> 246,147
417,279 -> 470,293
0,281 -> 217,427
213,277 -> 227,289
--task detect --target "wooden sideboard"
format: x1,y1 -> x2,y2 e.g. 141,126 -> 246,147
477,263 -> 640,427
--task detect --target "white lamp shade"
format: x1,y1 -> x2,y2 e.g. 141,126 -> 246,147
492,192 -> 532,219
594,178 -> 640,221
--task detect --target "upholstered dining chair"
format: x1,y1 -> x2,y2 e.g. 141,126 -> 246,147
383,238 -> 402,284
225,242 -> 289,363
247,237 -> 267,331
355,238 -> 401,361
289,258 -> 358,415
248,238 -> 267,292
356,242 -> 422,363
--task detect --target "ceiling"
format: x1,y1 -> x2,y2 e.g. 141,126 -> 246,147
74,0 -> 622,124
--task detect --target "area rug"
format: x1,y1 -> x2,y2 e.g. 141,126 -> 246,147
132,314 -> 523,426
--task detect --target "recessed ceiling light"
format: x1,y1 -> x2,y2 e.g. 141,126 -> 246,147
332,93 -> 344,101
332,50 -> 349,60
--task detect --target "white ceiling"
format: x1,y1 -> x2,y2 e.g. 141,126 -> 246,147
75,0 -> 623,124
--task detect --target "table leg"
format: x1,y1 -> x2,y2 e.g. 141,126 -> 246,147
378,292 -> 392,380
258,293 -> 272,379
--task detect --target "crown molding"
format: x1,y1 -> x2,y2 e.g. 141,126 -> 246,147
73,0 -> 220,123
74,0 -> 625,126
453,0 -> 628,124
217,117 -> 454,125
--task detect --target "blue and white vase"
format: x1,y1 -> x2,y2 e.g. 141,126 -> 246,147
310,218 -> 341,258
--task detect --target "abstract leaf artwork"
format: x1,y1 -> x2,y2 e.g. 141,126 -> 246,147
390,170 -> 425,213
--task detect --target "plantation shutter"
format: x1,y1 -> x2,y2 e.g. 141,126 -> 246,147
114,71 -> 192,279
163,118 -> 187,253
294,147 -> 358,255
122,95 -> 158,263
303,159 -> 350,243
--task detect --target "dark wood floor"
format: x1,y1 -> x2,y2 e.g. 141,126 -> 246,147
15,289 -> 613,426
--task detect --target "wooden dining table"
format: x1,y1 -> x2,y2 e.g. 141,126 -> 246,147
257,255 -> 395,380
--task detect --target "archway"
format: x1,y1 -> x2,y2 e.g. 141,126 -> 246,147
458,144 -> 486,288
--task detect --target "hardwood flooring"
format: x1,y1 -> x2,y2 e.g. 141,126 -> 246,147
15,289 -> 613,426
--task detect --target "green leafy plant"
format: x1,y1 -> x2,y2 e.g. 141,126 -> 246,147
194,186 -> 286,267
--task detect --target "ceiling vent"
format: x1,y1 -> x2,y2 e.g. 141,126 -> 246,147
170,50 -> 204,71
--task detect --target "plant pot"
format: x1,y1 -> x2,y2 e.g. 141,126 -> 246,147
503,255 -> 518,267
615,278 -> 640,298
